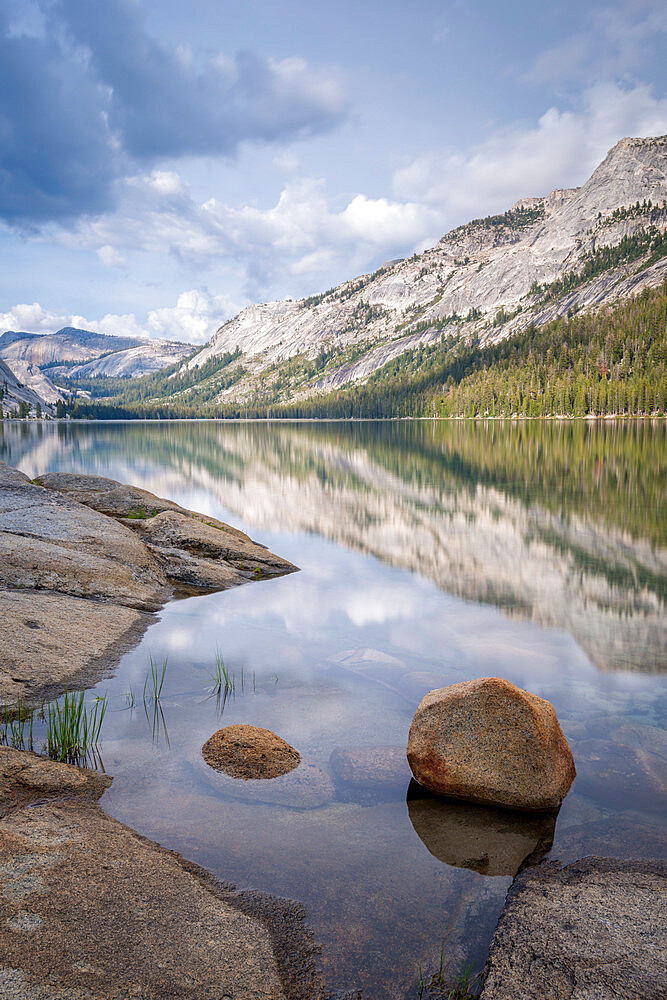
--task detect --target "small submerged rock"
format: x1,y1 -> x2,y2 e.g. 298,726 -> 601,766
407,677 -> 575,811
329,745 -> 410,788
202,724 -> 300,779
574,738 -> 665,812
201,725 -> 334,809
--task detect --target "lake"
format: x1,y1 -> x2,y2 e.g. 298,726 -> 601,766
2,418 -> 666,999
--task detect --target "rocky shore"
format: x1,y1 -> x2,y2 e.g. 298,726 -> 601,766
0,746 -> 323,1000
0,460 -> 664,999
480,856 -> 666,1000
0,461 -> 296,707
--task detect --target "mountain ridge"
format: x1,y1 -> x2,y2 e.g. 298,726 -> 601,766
170,135 -> 666,408
0,326 -> 195,409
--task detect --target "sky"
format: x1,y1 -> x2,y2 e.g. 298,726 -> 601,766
0,0 -> 666,343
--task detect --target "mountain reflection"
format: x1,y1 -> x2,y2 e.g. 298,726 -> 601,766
2,418 -> 665,672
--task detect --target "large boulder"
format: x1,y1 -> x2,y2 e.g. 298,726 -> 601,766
407,677 -> 575,810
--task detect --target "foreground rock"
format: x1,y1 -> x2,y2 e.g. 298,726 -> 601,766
480,857 -> 667,999
203,725 -> 301,779
407,677 -> 575,810
0,747 -> 322,1000
0,591 -> 152,707
35,471 -> 297,587
0,463 -> 296,706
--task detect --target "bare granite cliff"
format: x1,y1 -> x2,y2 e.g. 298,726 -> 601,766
184,136 -> 667,403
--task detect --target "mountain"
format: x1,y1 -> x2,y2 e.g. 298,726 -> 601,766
0,327 -> 139,365
0,326 -> 193,377
1,360 -> 67,405
0,358 -> 64,414
57,341 -> 195,378
157,135 -> 665,409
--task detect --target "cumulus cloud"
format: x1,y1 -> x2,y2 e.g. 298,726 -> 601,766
393,82 -> 667,222
97,244 -> 127,268
57,173 -> 439,299
0,0 -> 347,223
0,288 -> 237,343
50,79 -> 666,304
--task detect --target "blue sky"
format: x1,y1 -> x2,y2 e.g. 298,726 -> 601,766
1,0 -> 666,342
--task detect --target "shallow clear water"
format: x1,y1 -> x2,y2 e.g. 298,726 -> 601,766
2,419 -> 666,999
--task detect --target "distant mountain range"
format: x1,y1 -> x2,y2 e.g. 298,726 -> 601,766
0,327 -> 194,413
3,135 -> 666,418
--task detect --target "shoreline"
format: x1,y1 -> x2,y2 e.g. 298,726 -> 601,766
2,413 -> 666,424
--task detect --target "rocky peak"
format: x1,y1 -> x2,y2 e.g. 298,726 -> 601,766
177,135 -> 666,403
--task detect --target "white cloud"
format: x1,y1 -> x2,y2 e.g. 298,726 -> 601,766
59,173 -> 438,300
50,80 -> 667,311
393,82 -> 667,223
144,289 -> 238,343
273,150 -> 300,174
18,81 -> 667,325
0,288 -> 237,344
97,244 -> 128,268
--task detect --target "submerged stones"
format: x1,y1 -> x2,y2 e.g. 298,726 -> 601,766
329,745 -> 411,800
407,677 -> 575,811
202,725 -> 301,780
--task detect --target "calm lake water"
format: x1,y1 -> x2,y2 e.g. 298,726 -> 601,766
2,419 -> 666,999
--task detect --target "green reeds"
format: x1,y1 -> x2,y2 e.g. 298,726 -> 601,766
44,691 -> 107,765
417,951 -> 481,999
207,650 -> 256,715
208,648 -> 239,696
143,655 -> 168,705
0,699 -> 34,750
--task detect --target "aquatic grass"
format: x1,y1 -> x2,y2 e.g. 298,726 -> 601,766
143,655 -> 168,705
207,650 -> 252,696
206,650 -> 257,716
44,690 -> 107,765
208,648 -> 234,695
145,699 -> 170,748
0,700 -> 35,750
416,951 -> 482,999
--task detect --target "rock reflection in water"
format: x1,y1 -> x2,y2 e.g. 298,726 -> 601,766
407,782 -> 557,877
